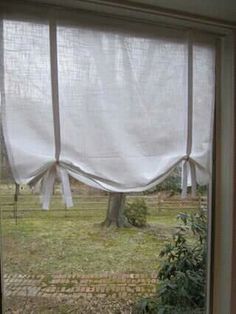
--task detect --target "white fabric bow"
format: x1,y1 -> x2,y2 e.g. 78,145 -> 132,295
29,163 -> 73,210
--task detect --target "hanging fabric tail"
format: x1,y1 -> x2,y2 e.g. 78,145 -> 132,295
181,160 -> 188,198
181,158 -> 197,198
189,161 -> 197,197
57,165 -> 73,208
41,166 -> 57,210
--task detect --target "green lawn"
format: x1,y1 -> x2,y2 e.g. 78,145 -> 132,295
0,186 -> 194,277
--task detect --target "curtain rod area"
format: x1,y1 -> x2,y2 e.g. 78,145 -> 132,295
0,0 -> 233,38
0,0 -> 236,31
77,0 -> 236,29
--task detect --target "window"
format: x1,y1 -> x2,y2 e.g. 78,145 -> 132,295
0,1 -> 234,312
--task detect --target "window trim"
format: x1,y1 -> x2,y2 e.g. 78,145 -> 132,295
212,32 -> 235,314
230,31 -> 236,314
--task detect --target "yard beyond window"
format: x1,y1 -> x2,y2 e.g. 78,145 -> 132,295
0,183 -> 206,313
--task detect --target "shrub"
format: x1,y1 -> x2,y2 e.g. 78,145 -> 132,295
144,168 -> 181,195
124,199 -> 148,228
133,211 -> 207,313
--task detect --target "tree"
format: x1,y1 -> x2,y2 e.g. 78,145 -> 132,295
101,192 -> 130,227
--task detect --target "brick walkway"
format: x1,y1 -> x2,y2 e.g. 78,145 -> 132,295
4,272 -> 158,300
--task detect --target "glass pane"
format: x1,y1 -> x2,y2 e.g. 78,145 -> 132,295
0,17 -> 214,314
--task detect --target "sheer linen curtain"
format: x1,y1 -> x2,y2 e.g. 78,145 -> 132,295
0,16 -> 215,209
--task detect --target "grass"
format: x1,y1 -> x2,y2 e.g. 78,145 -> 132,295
0,184 -> 200,277
2,213 -> 174,276
0,184 -> 205,313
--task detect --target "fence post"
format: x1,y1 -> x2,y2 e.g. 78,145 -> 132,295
13,183 -> 19,225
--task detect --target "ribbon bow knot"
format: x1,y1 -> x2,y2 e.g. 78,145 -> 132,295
30,163 -> 73,210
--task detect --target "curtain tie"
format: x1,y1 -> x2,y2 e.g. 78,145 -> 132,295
181,157 -> 197,199
39,163 -> 73,210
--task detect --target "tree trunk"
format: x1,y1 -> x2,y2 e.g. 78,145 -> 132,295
101,192 -> 130,227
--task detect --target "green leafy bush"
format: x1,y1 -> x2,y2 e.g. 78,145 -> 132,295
144,168 -> 181,195
133,211 -> 207,313
124,199 -> 148,228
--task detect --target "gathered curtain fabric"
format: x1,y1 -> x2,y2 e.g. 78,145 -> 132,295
0,16 -> 215,209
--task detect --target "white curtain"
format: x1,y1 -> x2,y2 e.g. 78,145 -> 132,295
0,17 -> 215,209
